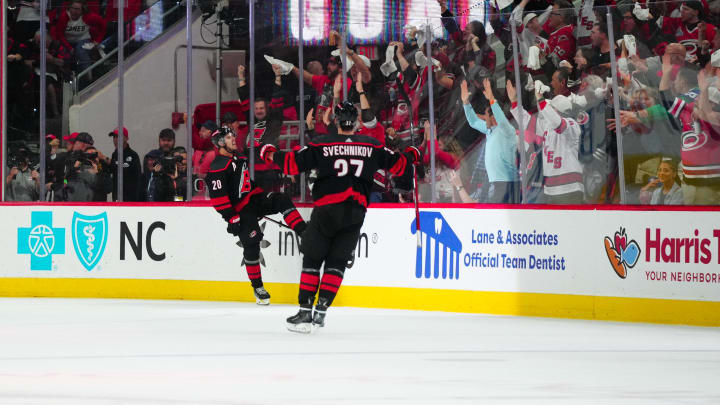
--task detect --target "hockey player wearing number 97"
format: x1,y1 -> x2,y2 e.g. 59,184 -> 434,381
260,101 -> 422,333
205,127 -> 307,305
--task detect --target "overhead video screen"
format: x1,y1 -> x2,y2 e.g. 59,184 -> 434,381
266,0 -> 491,45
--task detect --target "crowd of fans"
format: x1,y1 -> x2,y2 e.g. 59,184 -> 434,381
6,0 -> 181,140
7,0 -> 720,205
5,127 -> 193,202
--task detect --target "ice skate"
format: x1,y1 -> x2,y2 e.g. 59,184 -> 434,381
253,286 -> 271,305
312,308 -> 326,330
286,308 -> 312,333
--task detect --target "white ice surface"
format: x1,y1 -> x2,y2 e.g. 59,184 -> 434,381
1,298 -> 719,404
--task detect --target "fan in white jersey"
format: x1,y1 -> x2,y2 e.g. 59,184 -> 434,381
529,80 -> 586,204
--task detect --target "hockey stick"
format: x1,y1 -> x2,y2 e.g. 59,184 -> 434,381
398,76 -> 422,250
262,215 -> 292,230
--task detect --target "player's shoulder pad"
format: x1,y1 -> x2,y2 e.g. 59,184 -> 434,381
352,134 -> 383,146
209,154 -> 233,172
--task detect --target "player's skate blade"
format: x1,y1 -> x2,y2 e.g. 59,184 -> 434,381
287,308 -> 312,334
254,287 -> 271,305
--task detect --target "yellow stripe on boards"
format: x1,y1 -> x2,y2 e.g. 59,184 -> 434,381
0,278 -> 718,327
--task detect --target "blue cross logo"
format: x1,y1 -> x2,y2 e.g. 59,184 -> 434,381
18,212 -> 66,270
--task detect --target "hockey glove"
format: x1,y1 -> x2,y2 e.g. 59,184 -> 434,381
404,145 -> 422,164
226,216 -> 243,236
259,143 -> 277,163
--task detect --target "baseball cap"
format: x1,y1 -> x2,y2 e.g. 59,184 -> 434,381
523,13 -> 538,27
63,132 -> 79,142
75,132 -> 94,145
222,111 -> 239,124
200,120 -> 218,131
110,127 -> 129,137
46,134 -> 58,141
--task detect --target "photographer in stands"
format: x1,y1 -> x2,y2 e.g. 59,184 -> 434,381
62,134 -> 100,201
5,148 -> 40,201
149,152 -> 183,202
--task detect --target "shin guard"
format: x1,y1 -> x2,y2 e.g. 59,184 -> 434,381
318,267 -> 345,308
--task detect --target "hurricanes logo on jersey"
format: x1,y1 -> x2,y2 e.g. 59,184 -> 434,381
682,130 -> 708,151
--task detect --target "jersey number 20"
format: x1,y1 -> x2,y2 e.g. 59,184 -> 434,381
334,159 -> 364,177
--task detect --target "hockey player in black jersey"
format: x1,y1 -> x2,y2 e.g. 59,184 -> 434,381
260,101 -> 421,333
205,127 -> 307,305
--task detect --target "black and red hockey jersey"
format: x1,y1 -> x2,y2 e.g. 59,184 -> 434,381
205,152 -> 263,223
266,133 -> 418,208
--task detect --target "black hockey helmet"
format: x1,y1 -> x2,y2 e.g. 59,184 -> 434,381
334,101 -> 358,130
211,127 -> 235,149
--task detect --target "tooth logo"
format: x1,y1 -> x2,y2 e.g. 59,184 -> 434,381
410,212 -> 462,280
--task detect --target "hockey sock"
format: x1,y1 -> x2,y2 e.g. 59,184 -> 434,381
298,267 -> 320,308
245,259 -> 263,289
282,208 -> 307,235
318,267 -> 345,308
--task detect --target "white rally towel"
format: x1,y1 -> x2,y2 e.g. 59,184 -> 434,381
534,80 -> 550,96
263,55 -> 293,75
624,34 -> 637,56
414,51 -> 441,71
527,46 -> 541,70
711,49 -> 720,67
633,3 -> 651,21
380,45 -> 397,77
708,86 -> 720,105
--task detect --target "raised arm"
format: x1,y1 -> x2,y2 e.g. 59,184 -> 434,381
291,66 -> 314,85
461,80 -> 488,134
393,41 -> 410,72
483,78 -> 511,129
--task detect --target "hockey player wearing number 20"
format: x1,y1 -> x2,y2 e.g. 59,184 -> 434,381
205,127 -> 307,305
260,101 -> 421,333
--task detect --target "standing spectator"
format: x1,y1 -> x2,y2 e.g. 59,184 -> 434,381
511,0 -> 551,70
541,0 -> 577,71
141,128 -> 176,184
661,0 -> 716,64
588,21 -> 615,77
534,84 -> 585,204
85,146 -> 112,201
109,127 -> 141,201
139,149 -> 163,202
150,154 -> 180,202
237,64 -> 286,191
438,0 -> 496,73
192,120 -> 217,181
61,132 -> 96,201
51,0 -> 106,74
5,148 -> 40,201
172,146 -> 196,200
11,0 -> 47,43
460,79 -> 520,203
20,30 -> 72,118
45,134 -> 61,199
